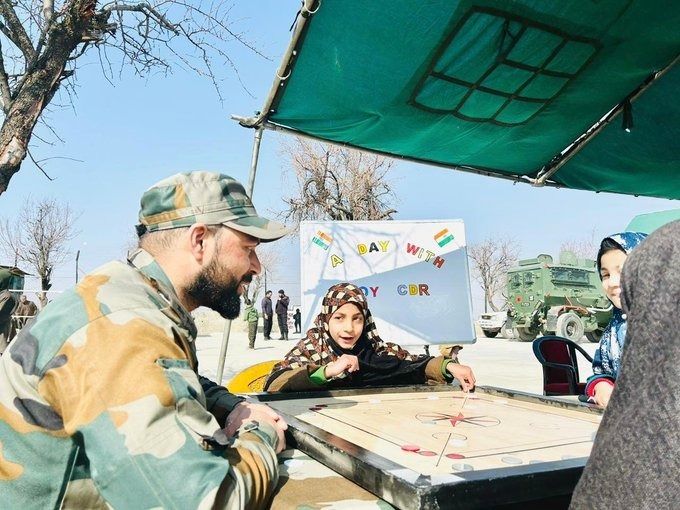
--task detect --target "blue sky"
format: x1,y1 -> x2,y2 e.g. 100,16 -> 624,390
0,1 -> 674,315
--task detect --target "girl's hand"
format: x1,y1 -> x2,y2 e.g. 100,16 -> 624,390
325,355 -> 360,379
593,381 -> 614,408
447,363 -> 476,392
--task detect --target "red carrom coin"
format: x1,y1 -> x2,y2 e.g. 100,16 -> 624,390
445,453 -> 466,459
401,444 -> 420,452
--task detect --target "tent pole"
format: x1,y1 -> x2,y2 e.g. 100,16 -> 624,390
215,126 -> 265,386
247,127 -> 264,198
533,54 -> 679,186
215,319 -> 232,385
232,0 -> 319,130
221,0 -> 319,384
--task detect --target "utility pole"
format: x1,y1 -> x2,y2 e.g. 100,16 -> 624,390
75,250 -> 80,283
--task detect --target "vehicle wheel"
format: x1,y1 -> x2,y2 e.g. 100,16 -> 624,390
556,312 -> 585,342
585,329 -> 604,343
503,326 -> 517,339
483,330 -> 499,338
515,327 -> 536,342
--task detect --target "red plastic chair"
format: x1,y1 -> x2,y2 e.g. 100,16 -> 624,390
532,335 -> 594,396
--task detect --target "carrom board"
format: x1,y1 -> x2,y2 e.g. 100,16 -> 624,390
255,386 -> 603,509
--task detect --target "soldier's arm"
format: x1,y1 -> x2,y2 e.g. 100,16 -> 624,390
199,374 -> 245,427
200,376 -> 287,451
45,315 -> 278,509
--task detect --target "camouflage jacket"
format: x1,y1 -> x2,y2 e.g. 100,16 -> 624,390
0,249 -> 279,509
244,305 -> 259,323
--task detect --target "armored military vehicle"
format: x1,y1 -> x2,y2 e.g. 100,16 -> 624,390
506,251 -> 611,342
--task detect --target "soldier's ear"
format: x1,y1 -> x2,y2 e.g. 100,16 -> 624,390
187,224 -> 211,262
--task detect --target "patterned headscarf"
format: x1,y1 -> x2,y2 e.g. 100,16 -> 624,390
270,283 -> 419,373
312,283 -> 382,355
596,232 -> 648,279
592,231 -> 647,379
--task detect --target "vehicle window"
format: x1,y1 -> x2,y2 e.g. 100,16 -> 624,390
550,267 -> 589,285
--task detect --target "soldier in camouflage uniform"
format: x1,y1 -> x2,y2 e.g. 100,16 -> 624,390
0,171 -> 290,508
243,299 -> 259,349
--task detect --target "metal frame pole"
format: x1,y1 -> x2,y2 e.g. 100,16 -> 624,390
215,127 -> 266,385
533,54 -> 679,186
247,128 -> 264,198
215,319 -> 232,385
218,0 -> 320,385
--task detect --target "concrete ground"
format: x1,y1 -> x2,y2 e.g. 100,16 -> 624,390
196,328 -> 599,395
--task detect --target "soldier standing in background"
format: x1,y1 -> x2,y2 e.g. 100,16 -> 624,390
244,298 -> 260,349
276,288 -> 290,340
261,290 -> 273,340
0,172 -> 290,508
8,294 -> 39,339
14,294 -> 38,323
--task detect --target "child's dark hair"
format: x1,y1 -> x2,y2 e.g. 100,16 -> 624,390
596,237 -> 625,277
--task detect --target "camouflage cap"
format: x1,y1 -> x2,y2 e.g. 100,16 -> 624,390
137,171 -> 290,242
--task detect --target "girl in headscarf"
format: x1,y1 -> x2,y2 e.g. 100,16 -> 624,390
265,283 -> 476,392
585,232 -> 647,407
571,220 -> 680,509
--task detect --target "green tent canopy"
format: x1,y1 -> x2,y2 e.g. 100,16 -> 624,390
237,0 -> 680,200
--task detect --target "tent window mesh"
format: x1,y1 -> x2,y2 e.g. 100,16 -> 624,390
410,7 -> 600,126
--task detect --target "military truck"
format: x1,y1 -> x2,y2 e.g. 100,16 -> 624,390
506,251 -> 611,342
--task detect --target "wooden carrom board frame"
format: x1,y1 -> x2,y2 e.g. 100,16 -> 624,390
254,385 -> 603,510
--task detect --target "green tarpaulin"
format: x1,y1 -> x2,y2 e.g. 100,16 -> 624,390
244,0 -> 680,199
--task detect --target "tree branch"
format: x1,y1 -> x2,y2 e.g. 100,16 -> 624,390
0,0 -> 37,61
104,3 -> 179,34
42,0 -> 54,24
27,148 -> 54,180
0,40 -> 12,113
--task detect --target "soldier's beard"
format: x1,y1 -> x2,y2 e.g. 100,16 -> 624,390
186,256 -> 252,320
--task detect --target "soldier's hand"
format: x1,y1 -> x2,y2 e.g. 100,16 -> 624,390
225,402 -> 288,453
447,363 -> 476,392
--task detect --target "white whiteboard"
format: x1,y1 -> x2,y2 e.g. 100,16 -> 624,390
299,220 -> 476,345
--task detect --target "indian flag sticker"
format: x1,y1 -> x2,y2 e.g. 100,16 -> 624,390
434,228 -> 454,247
312,231 -> 332,250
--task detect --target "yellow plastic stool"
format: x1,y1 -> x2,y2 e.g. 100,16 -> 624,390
226,360 -> 280,393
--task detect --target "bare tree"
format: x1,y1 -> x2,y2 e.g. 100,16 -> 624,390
560,228 -> 598,259
280,137 -> 398,226
0,197 -> 79,306
0,0 -> 264,195
468,238 -> 520,312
